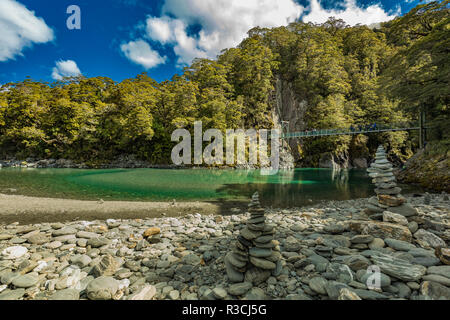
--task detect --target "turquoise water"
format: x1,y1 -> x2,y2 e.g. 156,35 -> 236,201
0,168 -> 420,207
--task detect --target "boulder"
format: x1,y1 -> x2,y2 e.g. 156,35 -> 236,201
362,222 -> 412,242
383,211 -> 408,226
91,255 -> 119,277
86,276 -> 119,300
370,252 -> 427,282
414,229 -> 446,249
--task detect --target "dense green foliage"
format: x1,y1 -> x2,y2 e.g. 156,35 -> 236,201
0,2 -> 448,165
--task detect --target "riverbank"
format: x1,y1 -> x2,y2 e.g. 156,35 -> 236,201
0,193 -> 449,300
397,144 -> 450,193
0,158 -> 282,170
0,158 -> 181,169
0,194 -> 247,225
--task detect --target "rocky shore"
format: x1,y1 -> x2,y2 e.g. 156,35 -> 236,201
0,155 -> 293,170
0,157 -> 177,169
397,144 -> 450,193
0,193 -> 449,300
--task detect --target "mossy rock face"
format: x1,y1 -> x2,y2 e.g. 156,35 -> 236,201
397,143 -> 450,193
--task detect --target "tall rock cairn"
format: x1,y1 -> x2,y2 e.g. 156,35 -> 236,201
225,192 -> 281,284
366,145 -> 417,217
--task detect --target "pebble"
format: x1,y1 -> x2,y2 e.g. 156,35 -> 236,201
212,287 -> 228,299
52,227 -> 77,237
407,221 -> 419,233
338,288 -> 361,300
27,234 -> 49,245
128,285 -> 156,300
308,277 -> 328,295
46,241 -> 62,249
87,237 -> 111,248
168,290 -> 180,300
368,238 -> 385,249
227,282 -> 253,296
0,193 -> 447,301
1,246 -> 28,260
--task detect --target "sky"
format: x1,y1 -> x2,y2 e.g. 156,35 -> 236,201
0,0 -> 428,84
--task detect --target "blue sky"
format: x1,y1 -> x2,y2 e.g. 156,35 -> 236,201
0,0 -> 425,84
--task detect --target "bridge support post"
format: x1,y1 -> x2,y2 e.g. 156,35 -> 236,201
419,110 -> 426,149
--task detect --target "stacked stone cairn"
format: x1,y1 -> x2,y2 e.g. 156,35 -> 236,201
225,192 -> 281,284
366,145 -> 417,218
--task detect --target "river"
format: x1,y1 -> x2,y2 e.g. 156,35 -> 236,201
0,168 -> 423,207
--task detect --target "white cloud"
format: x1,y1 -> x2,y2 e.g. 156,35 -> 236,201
303,0 -> 399,26
146,0 -> 303,66
120,39 -> 167,69
0,0 -> 54,62
51,60 -> 82,80
146,16 -> 175,44
135,0 -> 399,67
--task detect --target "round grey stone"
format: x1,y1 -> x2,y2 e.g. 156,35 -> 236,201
168,290 -> 180,300
86,276 -> 119,300
12,274 -> 39,288
309,277 -> 328,295
227,282 -> 252,296
212,287 -> 228,299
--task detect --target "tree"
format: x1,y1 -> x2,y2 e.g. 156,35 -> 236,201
381,1 -> 449,143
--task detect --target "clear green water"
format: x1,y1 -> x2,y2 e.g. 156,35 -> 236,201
0,168 -> 421,207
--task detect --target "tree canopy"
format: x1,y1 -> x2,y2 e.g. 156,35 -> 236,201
0,2 -> 448,165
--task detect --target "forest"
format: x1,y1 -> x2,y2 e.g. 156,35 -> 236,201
0,1 -> 448,167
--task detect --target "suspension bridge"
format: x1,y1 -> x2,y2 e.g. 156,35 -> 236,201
282,125 -> 420,138
279,112 -> 429,148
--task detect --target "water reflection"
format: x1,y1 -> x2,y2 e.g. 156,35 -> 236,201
0,167 -> 422,207
216,168 -> 374,208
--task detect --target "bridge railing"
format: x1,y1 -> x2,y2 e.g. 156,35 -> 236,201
282,123 -> 420,139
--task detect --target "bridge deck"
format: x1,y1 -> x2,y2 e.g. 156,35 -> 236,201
282,127 -> 420,139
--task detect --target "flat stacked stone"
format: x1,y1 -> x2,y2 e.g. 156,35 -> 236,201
225,192 -> 280,284
366,146 -> 417,218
